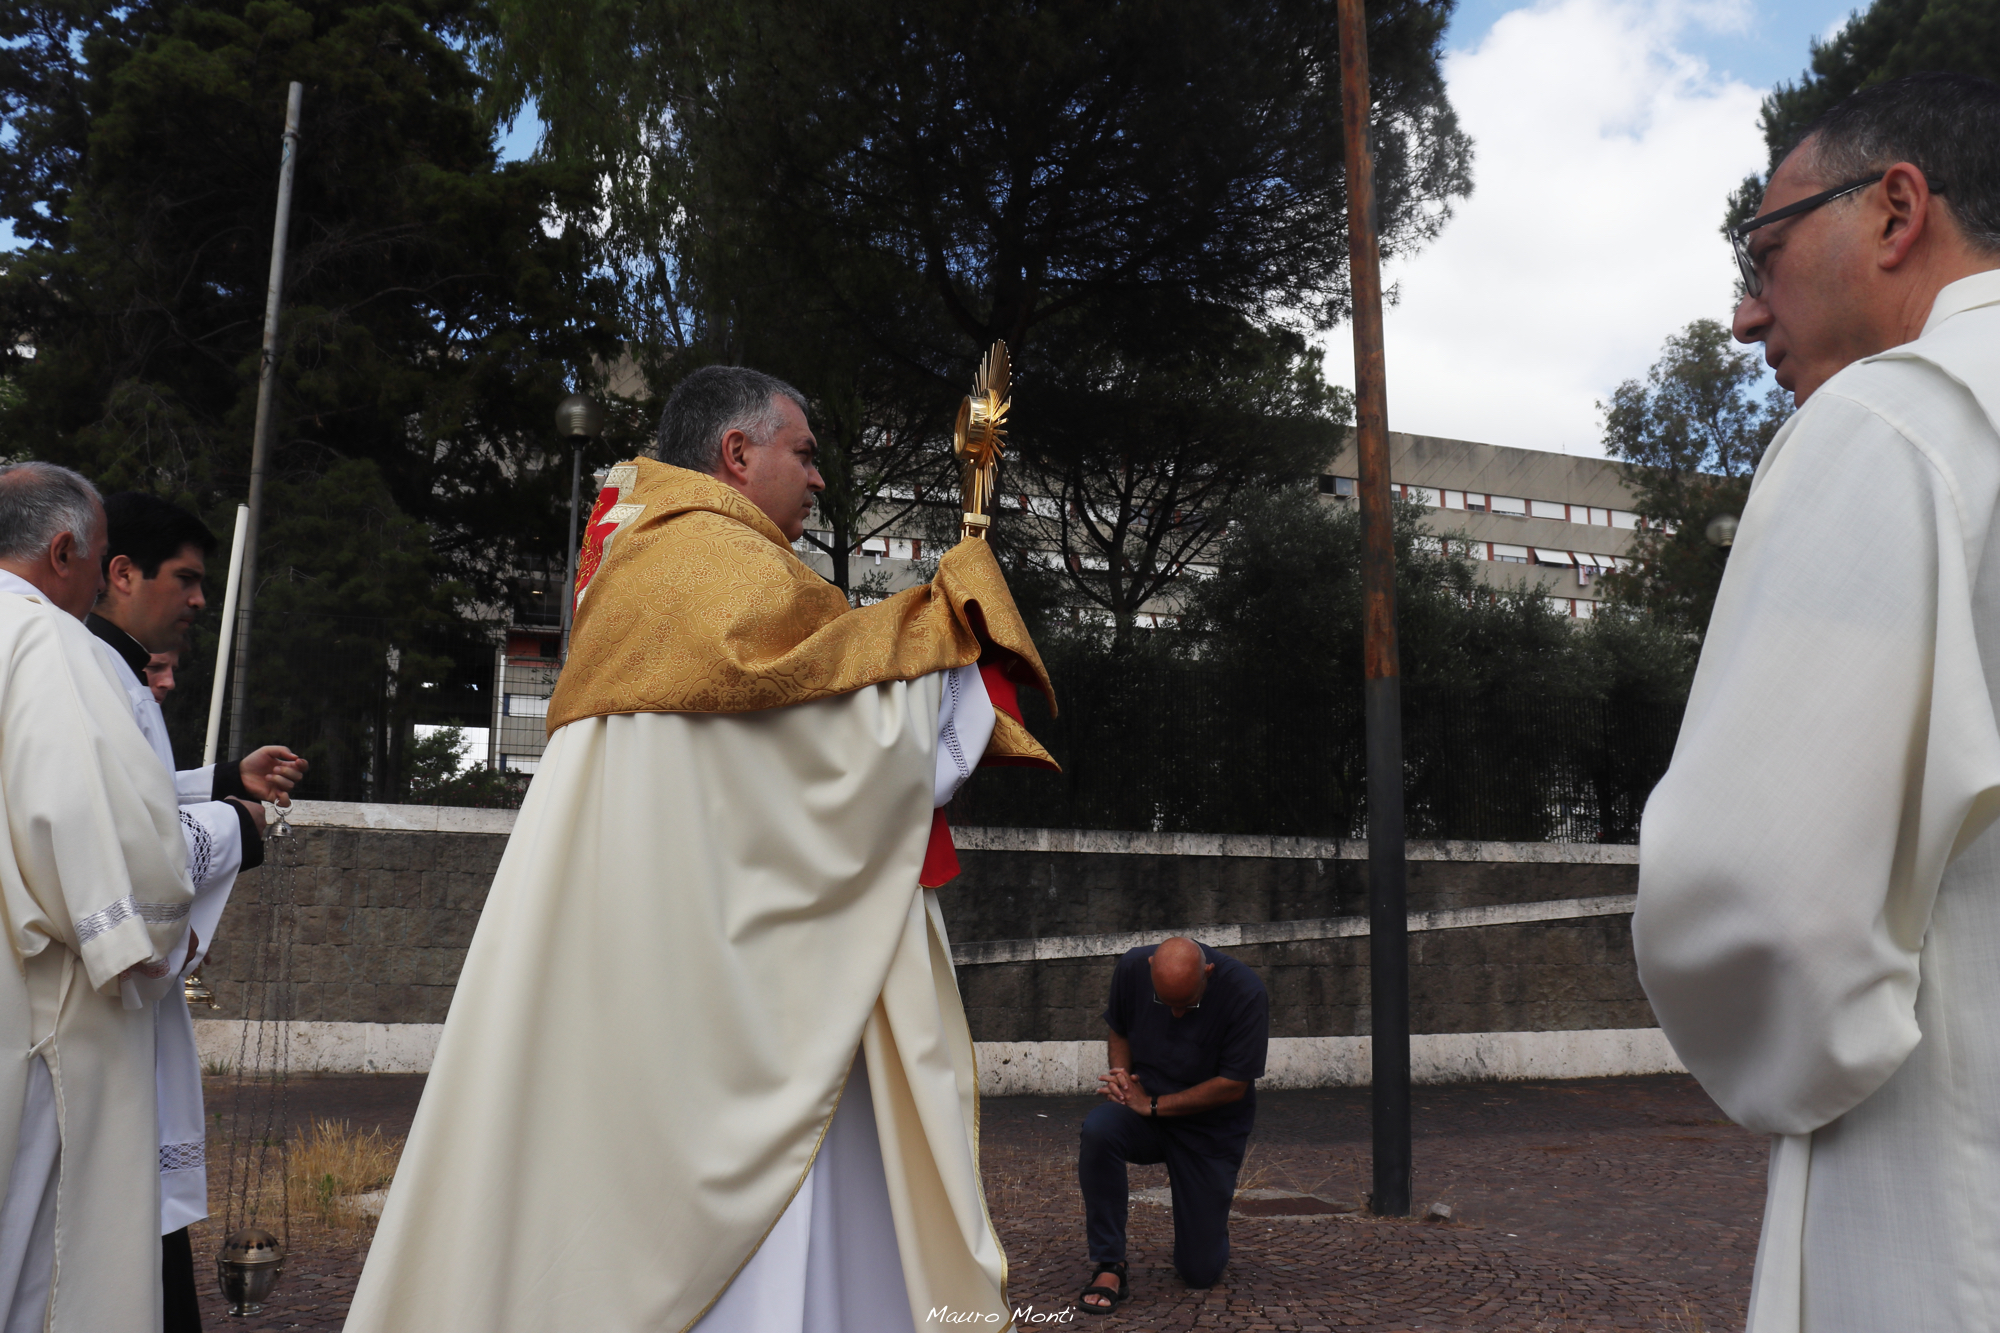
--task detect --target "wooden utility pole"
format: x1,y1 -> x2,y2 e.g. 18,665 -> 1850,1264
1336,0 -> 1412,1217
226,81 -> 304,755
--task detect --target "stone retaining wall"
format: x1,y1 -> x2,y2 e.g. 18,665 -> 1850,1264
204,804 -> 1650,1042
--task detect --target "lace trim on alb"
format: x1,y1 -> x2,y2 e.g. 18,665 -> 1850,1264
179,809 -> 215,886
160,1140 -> 205,1172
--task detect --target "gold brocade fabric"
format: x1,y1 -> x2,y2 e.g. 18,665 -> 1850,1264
547,460 -> 1057,741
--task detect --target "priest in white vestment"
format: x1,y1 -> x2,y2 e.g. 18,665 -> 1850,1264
0,462 -> 195,1332
346,367 -> 1057,1333
87,490 -> 307,1331
1634,74 -> 2000,1333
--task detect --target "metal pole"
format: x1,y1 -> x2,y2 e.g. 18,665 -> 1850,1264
203,505 -> 251,766
559,443 -> 582,662
226,80 -> 304,757
1336,0 -> 1411,1219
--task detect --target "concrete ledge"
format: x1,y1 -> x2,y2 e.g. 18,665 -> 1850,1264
975,1029 -> 1684,1096
954,827 -> 1638,863
282,801 -> 1637,863
950,894 -> 1636,965
198,1022 -> 1684,1093
195,1020 -> 444,1075
287,801 -> 517,836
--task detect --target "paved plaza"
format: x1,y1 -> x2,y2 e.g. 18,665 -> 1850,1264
193,1073 -> 1763,1331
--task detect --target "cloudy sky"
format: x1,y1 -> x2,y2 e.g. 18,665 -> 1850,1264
1326,0 -> 1858,456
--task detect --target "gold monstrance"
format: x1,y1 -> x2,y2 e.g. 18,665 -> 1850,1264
954,341 -> 1011,541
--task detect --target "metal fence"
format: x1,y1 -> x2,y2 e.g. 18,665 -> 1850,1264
161,611 -> 499,805
163,612 -> 1684,839
946,661 -> 1683,844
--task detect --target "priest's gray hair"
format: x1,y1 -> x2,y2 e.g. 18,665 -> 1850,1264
0,462 -> 103,562
1791,71 -> 2000,254
655,366 -> 808,474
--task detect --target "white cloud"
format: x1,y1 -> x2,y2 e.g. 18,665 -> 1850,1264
1323,0 -> 1767,456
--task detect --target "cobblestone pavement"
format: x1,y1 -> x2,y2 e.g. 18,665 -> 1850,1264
194,1073 -> 1762,1331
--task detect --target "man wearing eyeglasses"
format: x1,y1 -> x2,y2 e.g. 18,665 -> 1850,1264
1076,936 -> 1268,1314
1635,71 -> 2000,1333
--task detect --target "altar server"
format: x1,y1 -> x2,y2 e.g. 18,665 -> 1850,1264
347,367 -> 1056,1333
1635,74 -> 2000,1333
88,491 -> 306,1332
0,461 -> 192,1331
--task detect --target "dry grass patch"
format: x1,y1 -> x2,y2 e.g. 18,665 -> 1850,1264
288,1119 -> 403,1230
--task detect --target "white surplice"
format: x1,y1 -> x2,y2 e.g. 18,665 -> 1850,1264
1635,269 -> 2000,1333
87,626 -> 249,1233
0,573 -> 192,1332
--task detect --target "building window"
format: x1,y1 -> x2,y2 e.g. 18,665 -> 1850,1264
1530,499 -> 1567,521
1491,543 -> 1530,564
503,694 -> 550,719
1442,490 -> 1466,510
1490,495 -> 1527,517
1611,510 -> 1640,530
1318,475 -> 1356,497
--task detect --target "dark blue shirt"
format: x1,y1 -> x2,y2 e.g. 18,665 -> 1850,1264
1102,943 -> 1269,1152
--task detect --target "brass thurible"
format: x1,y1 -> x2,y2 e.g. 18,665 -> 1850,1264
954,341 -> 1011,541
217,1226 -> 286,1315
183,973 -> 218,1009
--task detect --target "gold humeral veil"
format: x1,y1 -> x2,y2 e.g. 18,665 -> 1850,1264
344,461 -> 1055,1333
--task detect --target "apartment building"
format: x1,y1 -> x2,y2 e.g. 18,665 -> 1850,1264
1319,432 -> 1642,618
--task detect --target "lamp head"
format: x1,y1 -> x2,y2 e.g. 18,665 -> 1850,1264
554,394 -> 605,440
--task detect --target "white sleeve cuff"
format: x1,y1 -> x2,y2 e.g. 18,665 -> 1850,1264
934,664 -> 995,808
175,764 -> 217,805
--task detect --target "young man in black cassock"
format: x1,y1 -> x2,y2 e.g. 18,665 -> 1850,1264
88,493 -> 305,1333
1077,936 -> 1269,1314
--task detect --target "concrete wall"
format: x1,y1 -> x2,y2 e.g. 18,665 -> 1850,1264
206,819 -> 506,1026
199,804 -> 1667,1087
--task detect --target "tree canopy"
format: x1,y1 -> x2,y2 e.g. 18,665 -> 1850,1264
0,0 -> 634,596
1596,319 -> 1789,637
483,0 -> 1469,613
0,0 -> 638,787
1726,0 -> 2000,226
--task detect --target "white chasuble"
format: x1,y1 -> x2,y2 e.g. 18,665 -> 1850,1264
0,579 -> 192,1332
345,673 -> 1010,1333
1636,270 -> 2000,1333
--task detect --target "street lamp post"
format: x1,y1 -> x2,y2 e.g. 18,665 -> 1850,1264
554,394 -> 606,663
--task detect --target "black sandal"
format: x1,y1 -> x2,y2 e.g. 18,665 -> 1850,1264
1080,1261 -> 1129,1315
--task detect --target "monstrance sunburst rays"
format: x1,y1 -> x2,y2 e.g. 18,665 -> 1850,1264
954,340 -> 1011,540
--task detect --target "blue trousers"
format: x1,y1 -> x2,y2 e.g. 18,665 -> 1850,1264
1078,1102 -> 1244,1288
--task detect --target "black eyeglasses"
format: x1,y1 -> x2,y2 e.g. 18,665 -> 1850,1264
1730,173 -> 1945,297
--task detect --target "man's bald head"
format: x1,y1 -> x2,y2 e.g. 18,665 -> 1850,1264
1150,937 -> 1214,1015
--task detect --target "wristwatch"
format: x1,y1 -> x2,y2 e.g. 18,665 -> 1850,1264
1149,1095 -> 1158,1118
